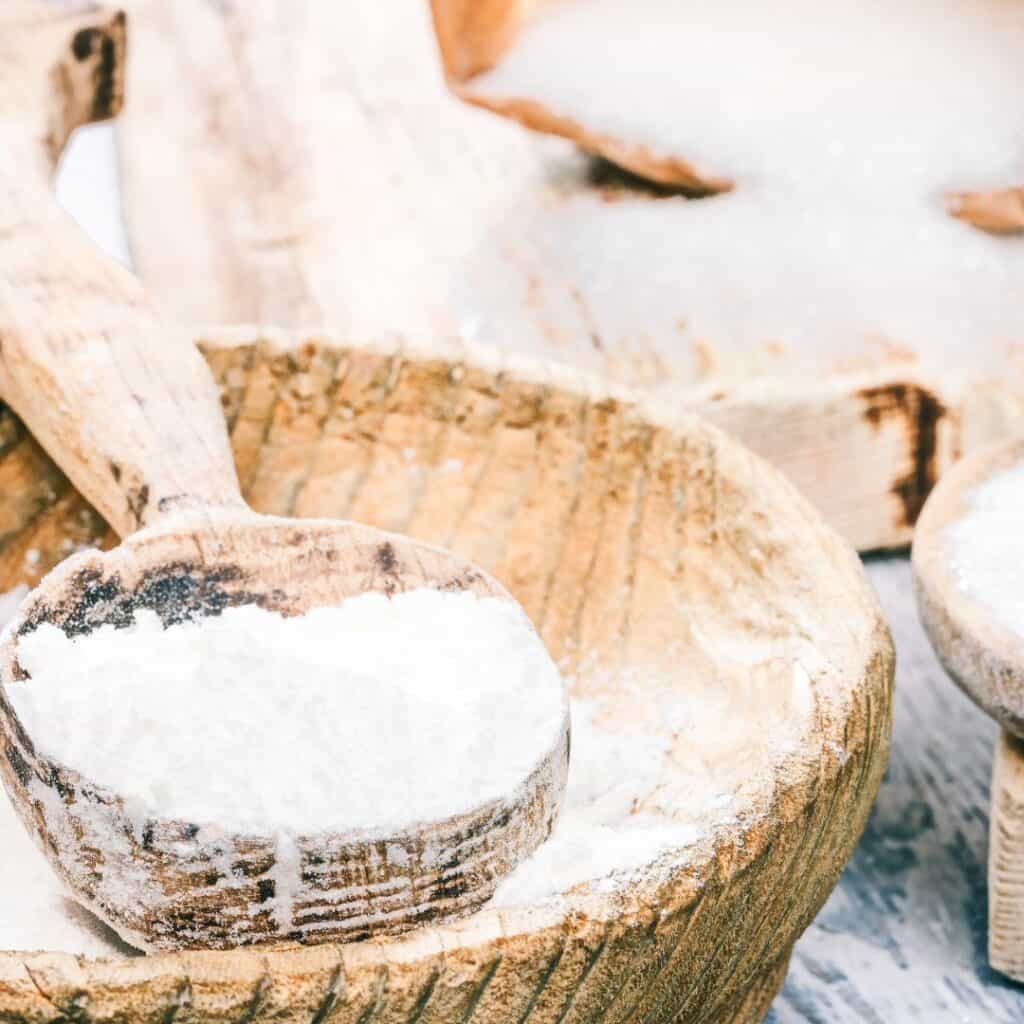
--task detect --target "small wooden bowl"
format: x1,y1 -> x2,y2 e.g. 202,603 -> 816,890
913,437 -> 1024,980
913,438 -> 1024,735
0,327 -> 894,1023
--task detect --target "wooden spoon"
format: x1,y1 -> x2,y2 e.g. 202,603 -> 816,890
913,437 -> 1024,981
0,145 -> 569,953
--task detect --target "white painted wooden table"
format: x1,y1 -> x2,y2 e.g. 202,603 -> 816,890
54,124 -> 1024,1024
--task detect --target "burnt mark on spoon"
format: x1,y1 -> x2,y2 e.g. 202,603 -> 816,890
17,562 -> 270,637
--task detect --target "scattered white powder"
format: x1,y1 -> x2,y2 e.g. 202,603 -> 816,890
491,697 -> 704,905
946,463 -> 1024,639
491,649 -> 816,906
0,787 -> 133,956
5,591 -> 566,835
464,0 -> 1024,368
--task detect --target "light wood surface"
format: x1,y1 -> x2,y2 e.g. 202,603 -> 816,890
0,2 -> 568,953
913,438 -> 1024,982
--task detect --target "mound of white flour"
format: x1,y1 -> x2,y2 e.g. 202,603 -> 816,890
6,591 -> 565,835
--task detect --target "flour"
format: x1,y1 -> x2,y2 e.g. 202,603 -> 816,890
491,697 -> 706,905
946,463 -> 1024,638
5,591 -> 566,835
476,0 -> 1022,196
491,649 -> 814,906
0,588 -> 133,955
0,784 -> 132,956
0,580 -> 811,947
465,0 -> 1024,366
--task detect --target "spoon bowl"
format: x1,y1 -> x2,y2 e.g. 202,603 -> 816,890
0,112 -> 568,947
0,513 -> 569,951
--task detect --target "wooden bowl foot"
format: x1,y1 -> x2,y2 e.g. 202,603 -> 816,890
989,729 -> 1024,981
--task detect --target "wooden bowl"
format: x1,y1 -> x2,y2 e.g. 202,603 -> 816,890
911,438 -> 1024,980
0,328 -> 893,1023
913,438 -> 1024,736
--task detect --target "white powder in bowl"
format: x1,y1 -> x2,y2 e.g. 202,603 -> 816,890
5,590 -> 566,835
491,696 -> 705,906
946,463 -> 1024,639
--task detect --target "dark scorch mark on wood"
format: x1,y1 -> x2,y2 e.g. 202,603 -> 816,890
18,562 -> 267,637
857,382 -> 949,528
70,12 -> 125,121
375,542 -> 398,575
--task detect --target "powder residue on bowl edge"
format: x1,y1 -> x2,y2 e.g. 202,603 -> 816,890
945,462 -> 1024,638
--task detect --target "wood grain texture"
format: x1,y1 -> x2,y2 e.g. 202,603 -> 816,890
990,731 -> 1024,982
0,326 -> 893,1021
116,0 -> 1024,555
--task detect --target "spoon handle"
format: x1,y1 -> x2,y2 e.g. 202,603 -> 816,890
0,166 -> 246,538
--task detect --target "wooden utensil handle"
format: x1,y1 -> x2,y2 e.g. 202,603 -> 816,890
0,175 -> 246,538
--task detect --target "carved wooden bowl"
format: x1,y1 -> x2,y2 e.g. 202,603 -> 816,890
0,328 -> 893,1023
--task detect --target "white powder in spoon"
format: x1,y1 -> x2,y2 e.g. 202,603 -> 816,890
5,590 -> 566,835
946,463 -> 1024,639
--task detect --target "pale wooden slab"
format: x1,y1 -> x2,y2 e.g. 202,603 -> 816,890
116,0 -> 1024,554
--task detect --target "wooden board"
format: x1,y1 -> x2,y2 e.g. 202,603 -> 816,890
116,0 -> 1024,554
